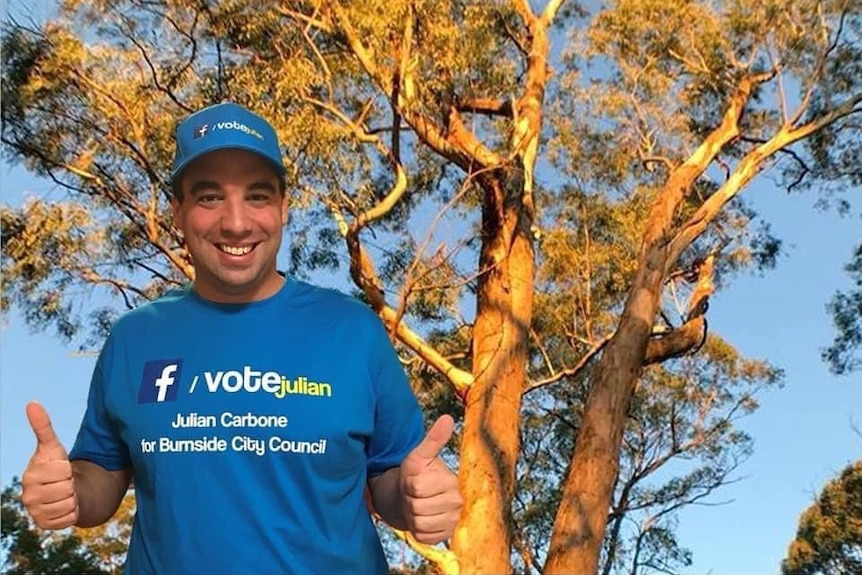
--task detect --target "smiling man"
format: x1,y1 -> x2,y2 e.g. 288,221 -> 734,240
20,102 -> 463,574
170,105 -> 289,304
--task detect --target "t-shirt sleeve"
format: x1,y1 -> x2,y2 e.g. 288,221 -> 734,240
68,336 -> 131,471
365,320 -> 425,477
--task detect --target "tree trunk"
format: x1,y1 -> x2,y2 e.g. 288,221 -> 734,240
544,72 -> 756,571
452,174 -> 534,574
544,240 -> 667,574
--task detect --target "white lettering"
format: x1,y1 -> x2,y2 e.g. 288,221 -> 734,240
154,364 -> 177,402
221,412 -> 288,428
268,437 -> 327,455
194,367 -> 332,398
244,366 -> 262,391
159,436 -> 228,453
204,371 -> 222,392
232,435 -> 266,456
261,371 -> 280,393
213,121 -> 264,140
222,370 -> 242,392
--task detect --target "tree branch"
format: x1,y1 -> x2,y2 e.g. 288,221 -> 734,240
644,255 -> 714,365
323,199 -> 474,397
80,269 -> 149,309
526,334 -> 613,393
327,0 -> 487,172
541,0 -> 566,23
512,529 -> 539,574
455,98 -> 513,117
132,259 -> 183,286
666,91 -> 862,272
385,525 -> 461,574
787,7 -> 847,128
643,71 -> 774,250
275,5 -> 333,33
508,0 -> 555,219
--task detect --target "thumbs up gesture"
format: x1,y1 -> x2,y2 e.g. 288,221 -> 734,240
20,402 -> 79,529
399,415 -> 463,544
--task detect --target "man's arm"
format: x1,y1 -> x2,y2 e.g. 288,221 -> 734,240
367,467 -> 408,530
71,460 -> 132,528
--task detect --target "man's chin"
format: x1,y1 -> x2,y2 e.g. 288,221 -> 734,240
209,269 -> 283,300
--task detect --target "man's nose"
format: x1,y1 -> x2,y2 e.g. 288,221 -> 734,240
220,196 -> 252,235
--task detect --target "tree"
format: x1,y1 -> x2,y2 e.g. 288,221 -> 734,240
72,493 -> 136,574
782,460 -> 862,575
514,334 -> 780,575
1,479 -> 107,574
2,1 -> 859,573
825,243 -> 862,374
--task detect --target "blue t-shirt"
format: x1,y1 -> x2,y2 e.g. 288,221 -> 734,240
69,278 -> 426,574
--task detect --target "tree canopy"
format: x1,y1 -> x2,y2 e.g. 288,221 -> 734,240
825,244 -> 862,374
2,0 -> 859,573
782,460 -> 862,575
1,479 -> 108,574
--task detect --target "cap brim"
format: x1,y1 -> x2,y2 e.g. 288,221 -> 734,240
171,143 -> 287,185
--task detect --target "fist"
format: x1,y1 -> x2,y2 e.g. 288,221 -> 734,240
20,402 -> 78,529
400,415 -> 463,544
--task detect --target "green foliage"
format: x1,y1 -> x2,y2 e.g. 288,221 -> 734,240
514,334 -> 780,574
1,0 -> 859,572
1,14 -> 190,344
824,243 -> 862,374
72,493 -> 135,574
782,460 -> 862,575
1,479 -> 107,574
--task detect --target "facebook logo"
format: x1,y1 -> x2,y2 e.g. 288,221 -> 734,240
138,359 -> 183,404
193,124 -> 208,139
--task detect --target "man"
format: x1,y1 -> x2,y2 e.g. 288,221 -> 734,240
21,102 -> 463,574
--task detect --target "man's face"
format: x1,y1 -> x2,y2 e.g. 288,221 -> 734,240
172,148 -> 288,303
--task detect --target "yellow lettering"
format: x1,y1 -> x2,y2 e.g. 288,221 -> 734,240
271,375 -> 332,398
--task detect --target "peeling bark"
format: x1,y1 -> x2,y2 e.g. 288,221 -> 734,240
645,256 -> 714,364
643,316 -> 707,365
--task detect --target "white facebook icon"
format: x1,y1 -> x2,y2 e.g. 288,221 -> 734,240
139,359 -> 183,404
154,364 -> 178,402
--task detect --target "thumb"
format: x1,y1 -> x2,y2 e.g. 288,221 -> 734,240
26,401 -> 67,460
403,415 -> 454,477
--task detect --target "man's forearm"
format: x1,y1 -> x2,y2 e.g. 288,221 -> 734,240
71,460 -> 131,528
367,467 -> 408,531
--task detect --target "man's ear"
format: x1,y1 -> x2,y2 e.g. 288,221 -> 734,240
171,196 -> 183,232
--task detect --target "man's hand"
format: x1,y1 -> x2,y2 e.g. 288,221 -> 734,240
399,415 -> 463,544
20,402 -> 78,529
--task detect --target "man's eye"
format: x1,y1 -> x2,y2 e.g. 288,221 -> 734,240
198,194 -> 221,204
248,194 -> 272,203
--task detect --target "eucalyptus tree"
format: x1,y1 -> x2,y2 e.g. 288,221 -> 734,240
2,0 -> 859,572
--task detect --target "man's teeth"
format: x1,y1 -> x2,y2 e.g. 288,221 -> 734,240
220,244 -> 253,256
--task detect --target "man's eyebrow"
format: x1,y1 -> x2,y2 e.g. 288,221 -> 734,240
188,180 -> 221,196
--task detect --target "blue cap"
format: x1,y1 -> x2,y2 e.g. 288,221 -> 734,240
171,102 -> 287,184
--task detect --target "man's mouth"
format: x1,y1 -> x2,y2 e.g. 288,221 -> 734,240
217,243 -> 256,256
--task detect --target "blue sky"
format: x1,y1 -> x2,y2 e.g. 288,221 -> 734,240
1,2 -> 860,574
3,159 -> 860,575
672,188 -> 861,574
